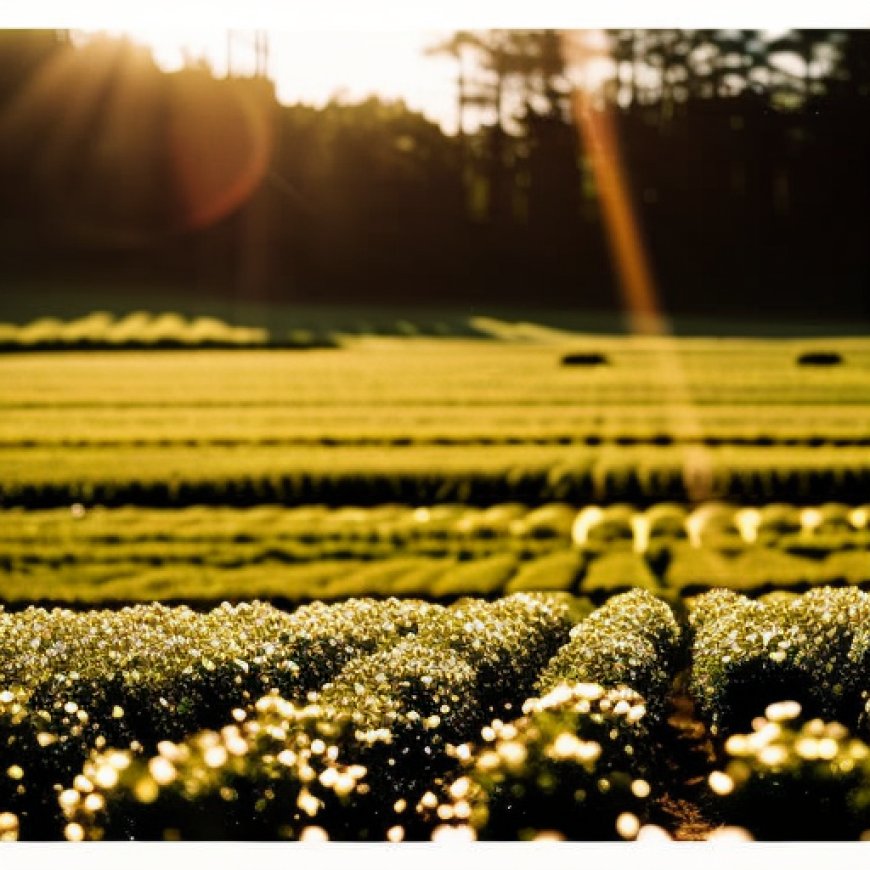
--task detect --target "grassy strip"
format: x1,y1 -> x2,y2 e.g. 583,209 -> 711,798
2,445 -> 870,506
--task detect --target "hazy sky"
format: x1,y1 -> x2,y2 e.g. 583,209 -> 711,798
70,25 -> 840,135
75,29 -> 463,133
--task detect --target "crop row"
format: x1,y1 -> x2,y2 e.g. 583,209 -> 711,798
4,545 -> 870,607
0,589 -> 687,841
3,501 -> 869,605
0,593 -> 585,838
4,501 -> 868,547
6,404 -> 870,449
2,446 -> 870,507
6,588 -> 870,839
5,340 -> 870,407
0,312 -> 340,350
684,584 -> 870,839
689,587 -> 870,736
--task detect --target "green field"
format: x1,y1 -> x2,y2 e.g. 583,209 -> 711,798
2,327 -> 870,841
2,337 -> 870,510
2,333 -> 870,605
1,502 -> 869,604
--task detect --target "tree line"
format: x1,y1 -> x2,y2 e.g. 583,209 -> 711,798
0,29 -> 868,322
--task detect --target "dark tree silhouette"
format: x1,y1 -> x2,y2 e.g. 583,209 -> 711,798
0,29 -> 869,324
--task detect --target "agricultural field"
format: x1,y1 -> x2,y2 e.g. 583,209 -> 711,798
2,334 -> 870,508
1,322 -> 870,841
1,502 -> 869,605
4,589 -> 870,841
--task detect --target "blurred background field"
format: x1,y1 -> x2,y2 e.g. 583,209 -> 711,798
0,327 -> 868,605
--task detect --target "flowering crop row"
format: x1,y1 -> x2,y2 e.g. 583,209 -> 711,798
689,587 -> 870,735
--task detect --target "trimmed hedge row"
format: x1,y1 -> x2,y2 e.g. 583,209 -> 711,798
0,312 -> 338,350
4,502 -> 869,606
537,589 -> 683,723
703,701 -> 870,840
4,459 -> 870,508
312,593 -> 579,810
689,587 -> 870,735
0,594 -> 582,839
8,588 -> 870,840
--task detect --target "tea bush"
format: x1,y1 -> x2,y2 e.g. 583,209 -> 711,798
704,701 -> 870,839
689,588 -> 870,734
537,589 -> 682,723
428,682 -> 653,841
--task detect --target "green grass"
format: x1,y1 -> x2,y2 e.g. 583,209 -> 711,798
2,503 -> 869,605
1,334 -> 868,600
1,339 -> 869,507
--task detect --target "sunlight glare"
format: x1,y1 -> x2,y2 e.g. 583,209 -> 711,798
73,29 -> 460,132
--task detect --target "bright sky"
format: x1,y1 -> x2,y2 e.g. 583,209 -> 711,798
70,26 -> 824,135
32,0 -> 870,134
72,29 -> 464,133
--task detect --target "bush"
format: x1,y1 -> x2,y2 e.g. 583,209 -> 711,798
427,682 -> 652,841
0,595 -> 581,840
663,544 -> 737,594
704,701 -> 870,839
0,598 -> 443,752
581,551 -> 662,598
315,639 -> 480,818
448,594 -> 575,701
429,554 -> 517,598
537,590 -> 682,723
504,550 -> 584,594
60,695 -> 373,840
644,503 -> 688,540
689,588 -> 870,735
516,504 -> 577,540
0,685 -> 109,839
572,504 -> 635,550
685,503 -> 743,552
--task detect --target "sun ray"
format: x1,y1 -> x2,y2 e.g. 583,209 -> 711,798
561,30 -> 714,503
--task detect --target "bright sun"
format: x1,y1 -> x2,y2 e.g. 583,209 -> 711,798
72,29 -> 461,132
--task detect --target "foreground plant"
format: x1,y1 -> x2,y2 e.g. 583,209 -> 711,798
689,588 -> 870,735
426,682 -> 655,841
538,589 -> 682,723
59,695 -> 376,841
704,700 -> 870,840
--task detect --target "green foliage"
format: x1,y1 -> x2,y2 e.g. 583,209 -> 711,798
0,594 -> 584,839
704,703 -> 870,839
581,551 -> 662,597
317,640 -> 480,812
429,554 -> 517,598
430,683 -> 653,841
0,312 -> 276,350
2,340 -> 870,508
664,543 -> 739,594
645,502 -> 689,540
417,594 -> 578,718
504,550 -> 584,593
61,696 -> 372,841
3,500 -> 869,605
537,589 -> 682,722
688,587 -> 870,735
